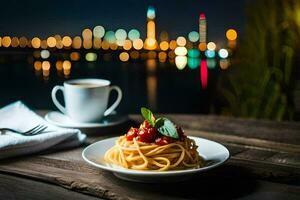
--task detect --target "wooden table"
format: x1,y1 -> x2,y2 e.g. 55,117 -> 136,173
0,113 -> 300,200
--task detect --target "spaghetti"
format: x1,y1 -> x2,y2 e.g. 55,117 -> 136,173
104,135 -> 204,171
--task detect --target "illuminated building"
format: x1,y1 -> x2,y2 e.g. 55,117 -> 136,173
199,13 -> 206,43
144,6 -> 158,50
199,13 -> 207,52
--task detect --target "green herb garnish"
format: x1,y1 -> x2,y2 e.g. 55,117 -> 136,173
141,107 -> 179,139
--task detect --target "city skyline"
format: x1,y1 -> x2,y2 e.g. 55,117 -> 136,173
0,0 -> 247,43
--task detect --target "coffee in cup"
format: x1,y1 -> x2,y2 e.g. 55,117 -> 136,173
51,78 -> 122,123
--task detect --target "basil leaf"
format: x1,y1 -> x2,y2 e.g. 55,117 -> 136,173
155,118 -> 178,139
141,107 -> 155,127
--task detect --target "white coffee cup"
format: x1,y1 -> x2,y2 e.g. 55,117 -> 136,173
51,78 -> 122,123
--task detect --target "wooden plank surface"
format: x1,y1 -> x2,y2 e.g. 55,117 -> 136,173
0,114 -> 300,200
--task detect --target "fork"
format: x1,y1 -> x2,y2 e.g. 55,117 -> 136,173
0,124 -> 48,136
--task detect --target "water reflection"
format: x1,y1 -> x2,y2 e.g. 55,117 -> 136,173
146,59 -> 157,109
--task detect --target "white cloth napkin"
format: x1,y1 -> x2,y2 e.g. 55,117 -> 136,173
0,101 -> 86,159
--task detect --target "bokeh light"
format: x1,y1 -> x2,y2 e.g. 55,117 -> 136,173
47,37 -> 56,48
41,50 -> 50,59
158,52 -> 167,62
41,40 -> 48,49
11,37 -> 19,47
207,42 -> 216,51
218,48 -> 229,59
176,36 -> 186,46
115,29 -> 127,41
160,31 -> 169,41
147,6 -> 155,19
62,36 -> 72,47
226,29 -> 238,41
104,31 -> 116,43
119,52 -> 129,62
159,41 -> 169,51
207,58 -> 217,69
188,31 -> 199,42
188,58 -> 200,69
72,36 -> 82,49
70,52 -> 80,61
123,40 -> 132,50
169,40 -> 177,50
220,59 -> 230,70
188,49 -> 200,58
34,61 -> 42,70
63,60 -> 71,70
133,39 -> 143,50
93,26 -> 105,38
101,40 -> 110,50
175,47 -> 188,56
2,36 -> 11,47
93,38 -> 102,49
205,50 -> 215,58
31,37 -> 41,49
85,53 -> 97,62
82,28 -> 93,40
42,61 -> 51,70
19,37 -> 28,48
56,61 -> 63,70
175,56 -> 187,70
128,29 -> 140,41
198,42 -> 206,51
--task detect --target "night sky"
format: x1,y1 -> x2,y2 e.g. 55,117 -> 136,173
0,0 -> 248,43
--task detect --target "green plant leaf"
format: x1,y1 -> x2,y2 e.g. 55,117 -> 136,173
141,107 -> 155,127
155,118 -> 178,139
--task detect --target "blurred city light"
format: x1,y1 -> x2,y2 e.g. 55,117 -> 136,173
205,50 -> 215,58
31,37 -> 41,49
188,49 -> 200,58
226,29 -> 238,41
175,56 -> 187,70
207,58 -> 217,69
207,42 -> 216,51
70,52 -> 80,61
42,61 -> 51,70
93,26 -> 105,38
47,37 -> 56,48
41,50 -> 50,59
219,59 -> 230,70
104,31 -> 116,43
82,28 -> 93,40
218,48 -> 229,58
175,46 -> 188,56
176,36 -> 186,46
2,36 -> 11,47
119,52 -> 129,62
188,31 -> 199,42
133,39 -> 143,50
115,29 -> 127,41
188,58 -> 200,69
123,40 -> 132,50
147,6 -> 156,19
159,41 -> 169,51
85,53 -> 97,62
200,60 -> 208,89
62,36 -> 72,47
128,29 -> 140,40
72,36 -> 82,49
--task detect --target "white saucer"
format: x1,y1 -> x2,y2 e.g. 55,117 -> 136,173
45,111 -> 128,129
82,136 -> 230,183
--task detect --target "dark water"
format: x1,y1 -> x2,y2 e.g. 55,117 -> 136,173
0,49 -> 223,114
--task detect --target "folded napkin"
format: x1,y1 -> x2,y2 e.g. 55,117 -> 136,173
0,101 -> 86,159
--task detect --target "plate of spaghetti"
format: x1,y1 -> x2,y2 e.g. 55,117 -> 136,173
82,108 -> 230,182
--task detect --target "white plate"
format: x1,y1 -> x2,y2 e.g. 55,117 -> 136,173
82,136 -> 230,182
45,111 -> 128,129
